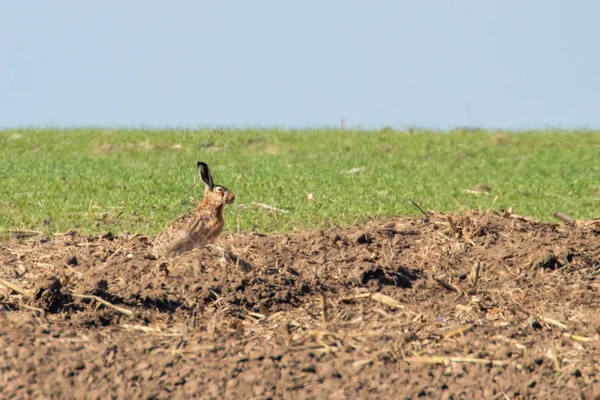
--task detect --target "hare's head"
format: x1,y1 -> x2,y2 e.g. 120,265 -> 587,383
197,162 -> 235,206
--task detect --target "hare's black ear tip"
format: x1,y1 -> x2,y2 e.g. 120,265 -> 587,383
197,161 -> 206,169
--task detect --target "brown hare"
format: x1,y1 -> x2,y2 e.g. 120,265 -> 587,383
152,162 -> 235,259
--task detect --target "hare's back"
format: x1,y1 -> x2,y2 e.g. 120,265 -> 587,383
152,212 -> 197,257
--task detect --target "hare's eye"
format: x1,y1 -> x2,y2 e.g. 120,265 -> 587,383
215,187 -> 223,193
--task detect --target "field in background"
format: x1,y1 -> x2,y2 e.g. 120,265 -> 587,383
1,128 -> 599,237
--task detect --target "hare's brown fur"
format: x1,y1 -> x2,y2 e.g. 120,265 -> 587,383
152,163 -> 235,259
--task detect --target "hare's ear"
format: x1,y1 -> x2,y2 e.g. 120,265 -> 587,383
197,161 -> 214,190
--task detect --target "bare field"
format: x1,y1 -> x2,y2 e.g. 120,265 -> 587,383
1,211 -> 600,399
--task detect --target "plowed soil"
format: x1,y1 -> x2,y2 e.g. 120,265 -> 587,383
1,211 -> 600,399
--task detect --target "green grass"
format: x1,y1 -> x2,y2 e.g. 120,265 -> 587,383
1,128 -> 600,238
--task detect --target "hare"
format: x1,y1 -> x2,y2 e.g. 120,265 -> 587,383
152,162 -> 235,259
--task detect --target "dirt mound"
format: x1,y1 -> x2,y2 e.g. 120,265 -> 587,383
1,211 -> 599,399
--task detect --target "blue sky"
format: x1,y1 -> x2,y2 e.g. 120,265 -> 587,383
1,1 -> 598,130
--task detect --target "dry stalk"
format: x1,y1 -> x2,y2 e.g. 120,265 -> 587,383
304,330 -> 341,342
373,308 -> 392,319
444,324 -> 474,339
446,216 -> 460,237
346,292 -> 416,315
352,359 -> 373,370
72,294 -> 133,317
553,211 -> 576,226
455,304 -> 473,313
103,245 -> 125,266
291,329 -> 343,351
409,198 -> 429,221
253,202 -> 289,213
507,213 -> 540,223
562,333 -> 597,343
259,302 -> 269,316
20,303 -> 46,317
494,335 -> 527,350
287,344 -> 335,353
172,345 -> 217,355
236,205 -> 244,234
484,195 -> 499,214
545,347 -> 561,371
541,316 -> 569,330
469,262 -> 481,288
0,278 -> 34,297
320,292 -> 329,324
430,274 -> 462,295
75,242 -> 104,247
121,324 -> 183,336
247,312 -> 266,320
405,356 -> 506,367
9,230 -> 43,239
462,189 -> 489,196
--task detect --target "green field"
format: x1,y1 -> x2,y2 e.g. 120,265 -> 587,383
1,128 -> 599,239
